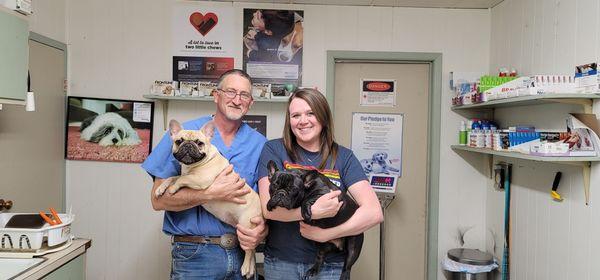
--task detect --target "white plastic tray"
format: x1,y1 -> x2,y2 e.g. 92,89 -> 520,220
0,213 -> 74,252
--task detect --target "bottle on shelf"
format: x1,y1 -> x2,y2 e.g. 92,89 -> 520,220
459,121 -> 467,145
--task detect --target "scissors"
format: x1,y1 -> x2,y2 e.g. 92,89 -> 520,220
39,207 -> 62,225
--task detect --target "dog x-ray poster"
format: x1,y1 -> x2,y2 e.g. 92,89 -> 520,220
351,113 -> 403,180
65,97 -> 154,163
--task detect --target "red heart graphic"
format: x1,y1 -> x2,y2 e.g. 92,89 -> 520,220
189,12 -> 218,36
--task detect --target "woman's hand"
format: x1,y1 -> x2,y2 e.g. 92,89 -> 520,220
299,222 -> 334,243
310,190 -> 343,220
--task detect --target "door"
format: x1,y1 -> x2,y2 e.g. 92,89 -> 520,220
334,62 -> 430,279
0,38 -> 66,212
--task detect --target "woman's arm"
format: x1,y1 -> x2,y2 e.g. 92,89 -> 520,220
299,180 -> 383,243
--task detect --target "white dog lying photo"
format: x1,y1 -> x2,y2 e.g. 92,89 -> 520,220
80,112 -> 141,146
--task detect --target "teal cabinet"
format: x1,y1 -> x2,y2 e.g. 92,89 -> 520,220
0,9 -> 28,101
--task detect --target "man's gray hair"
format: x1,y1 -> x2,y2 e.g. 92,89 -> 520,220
216,69 -> 253,89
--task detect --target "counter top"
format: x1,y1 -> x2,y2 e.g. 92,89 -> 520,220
10,238 -> 91,280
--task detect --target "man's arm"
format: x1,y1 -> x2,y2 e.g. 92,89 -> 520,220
150,165 -> 250,212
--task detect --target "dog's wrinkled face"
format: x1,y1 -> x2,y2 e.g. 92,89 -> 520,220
169,120 -> 214,166
266,160 -> 306,211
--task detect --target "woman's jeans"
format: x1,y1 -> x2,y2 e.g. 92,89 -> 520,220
264,254 -> 343,280
171,241 -> 244,280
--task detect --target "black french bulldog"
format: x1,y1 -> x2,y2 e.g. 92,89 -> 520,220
266,160 -> 364,280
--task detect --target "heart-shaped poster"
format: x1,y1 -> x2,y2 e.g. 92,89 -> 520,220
189,12 -> 218,36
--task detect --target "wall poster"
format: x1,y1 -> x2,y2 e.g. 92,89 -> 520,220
242,8 -> 304,91
351,113 -> 403,193
65,96 -> 154,163
173,5 -> 234,82
242,115 -> 267,137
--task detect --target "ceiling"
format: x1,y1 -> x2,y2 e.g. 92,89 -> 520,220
209,0 -> 504,9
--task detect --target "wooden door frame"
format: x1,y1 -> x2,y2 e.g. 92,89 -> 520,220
326,51 -> 442,280
29,32 -> 68,211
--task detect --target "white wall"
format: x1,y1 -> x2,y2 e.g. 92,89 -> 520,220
60,1 -> 491,279
29,0 -> 66,42
490,0 -> 600,279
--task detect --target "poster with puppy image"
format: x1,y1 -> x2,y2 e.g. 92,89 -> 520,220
351,113 -> 403,193
351,113 -> 403,176
65,97 -> 154,163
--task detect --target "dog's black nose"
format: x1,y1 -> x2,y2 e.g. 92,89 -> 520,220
112,138 -> 118,144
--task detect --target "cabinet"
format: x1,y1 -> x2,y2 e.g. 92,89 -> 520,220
0,7 -> 28,103
451,93 -> 600,204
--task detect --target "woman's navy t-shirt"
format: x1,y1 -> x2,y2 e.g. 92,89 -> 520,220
257,138 -> 367,263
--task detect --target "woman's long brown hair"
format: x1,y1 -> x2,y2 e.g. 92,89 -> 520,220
283,88 -> 338,169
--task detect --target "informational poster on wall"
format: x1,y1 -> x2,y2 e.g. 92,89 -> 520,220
242,115 -> 267,137
360,79 -> 397,107
172,5 -> 234,82
242,8 -> 304,89
172,56 -> 234,82
351,113 -> 403,193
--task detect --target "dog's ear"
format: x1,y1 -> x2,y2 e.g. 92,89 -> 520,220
267,160 -> 279,180
169,120 -> 182,137
200,121 -> 215,140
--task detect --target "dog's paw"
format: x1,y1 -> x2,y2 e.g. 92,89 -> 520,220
166,184 -> 182,195
154,185 -> 166,197
154,178 -> 174,197
241,262 -> 255,279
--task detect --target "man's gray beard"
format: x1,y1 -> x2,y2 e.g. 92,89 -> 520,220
224,110 -> 243,121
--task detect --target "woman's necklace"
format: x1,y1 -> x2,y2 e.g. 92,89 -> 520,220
304,151 -> 319,163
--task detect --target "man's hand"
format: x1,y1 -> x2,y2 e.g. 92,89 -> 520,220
236,216 -> 268,250
310,190 -> 343,220
206,165 -> 250,204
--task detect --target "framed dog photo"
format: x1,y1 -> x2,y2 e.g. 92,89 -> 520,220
65,96 -> 155,163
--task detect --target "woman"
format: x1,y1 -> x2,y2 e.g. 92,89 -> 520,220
256,88 -> 383,279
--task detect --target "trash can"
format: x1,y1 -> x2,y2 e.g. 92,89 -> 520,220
443,248 -> 497,280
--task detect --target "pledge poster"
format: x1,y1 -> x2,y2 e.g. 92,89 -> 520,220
351,113 -> 403,177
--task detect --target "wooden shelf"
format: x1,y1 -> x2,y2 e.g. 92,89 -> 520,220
451,93 -> 600,112
451,145 -> 600,163
142,94 -> 289,103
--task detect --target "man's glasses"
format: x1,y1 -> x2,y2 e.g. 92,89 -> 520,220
218,88 -> 253,102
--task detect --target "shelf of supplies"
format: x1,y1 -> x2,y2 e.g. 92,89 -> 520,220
451,93 -> 600,112
142,94 -> 288,129
142,94 -> 290,103
452,145 -> 597,205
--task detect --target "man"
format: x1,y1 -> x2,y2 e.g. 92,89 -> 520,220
142,69 -> 268,279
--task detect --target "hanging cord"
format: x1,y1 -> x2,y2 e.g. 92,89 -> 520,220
27,71 -> 31,92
